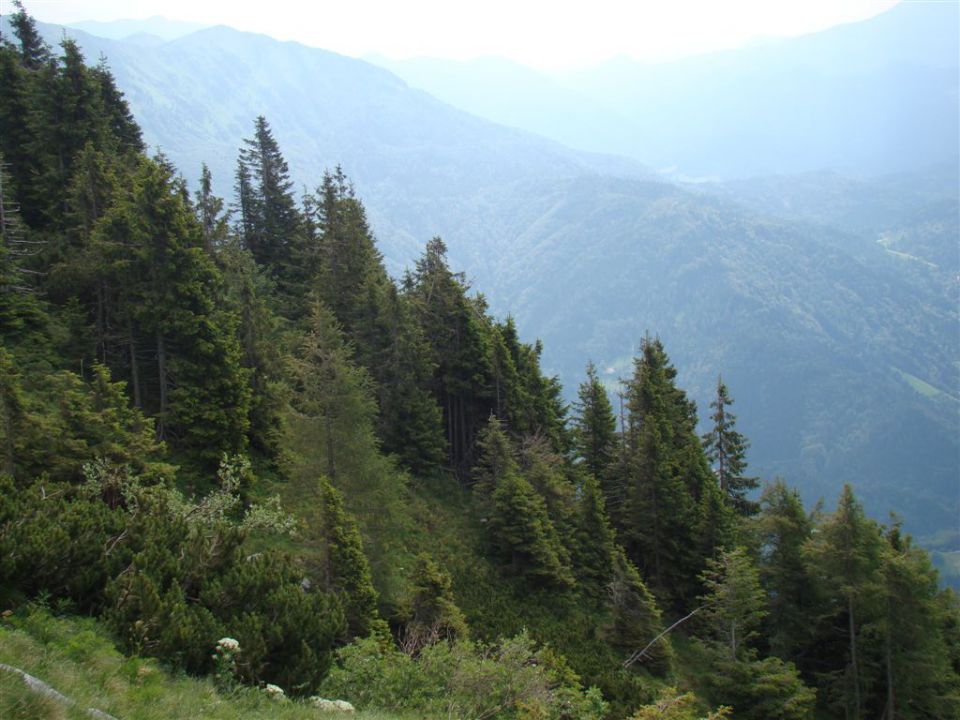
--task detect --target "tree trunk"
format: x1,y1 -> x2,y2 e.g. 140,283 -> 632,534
128,319 -> 141,408
156,329 -> 167,440
885,621 -> 895,720
848,594 -> 861,720
96,281 -> 106,363
325,414 -> 336,480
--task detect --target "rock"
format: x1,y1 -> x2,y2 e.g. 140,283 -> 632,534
309,696 -> 356,713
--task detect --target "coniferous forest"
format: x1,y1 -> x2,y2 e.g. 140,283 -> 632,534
1,5 -> 958,719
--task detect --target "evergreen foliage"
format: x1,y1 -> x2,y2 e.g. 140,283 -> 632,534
605,549 -> 672,674
403,553 -> 469,649
701,377 -> 759,515
693,547 -> 815,719
309,475 -> 381,639
611,336 -> 732,609
475,417 -> 575,588
573,361 -> 618,483
0,9 -> 956,716
754,480 -> 816,661
235,116 -> 300,284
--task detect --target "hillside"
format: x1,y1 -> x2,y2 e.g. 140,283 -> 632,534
1,8 -> 958,717
15,14 -> 958,540
478,174 -> 958,533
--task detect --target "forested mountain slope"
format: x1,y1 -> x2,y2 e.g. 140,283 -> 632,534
15,13 -> 956,542
1,6 -> 959,717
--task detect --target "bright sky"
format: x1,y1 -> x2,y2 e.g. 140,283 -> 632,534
15,0 -> 901,69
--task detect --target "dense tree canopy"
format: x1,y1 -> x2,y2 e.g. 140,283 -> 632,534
0,8 -> 956,718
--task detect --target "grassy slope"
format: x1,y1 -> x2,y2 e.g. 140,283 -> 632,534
0,608 -> 412,720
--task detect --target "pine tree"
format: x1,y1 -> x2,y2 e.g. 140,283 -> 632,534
404,553 -> 468,649
573,361 -> 618,482
235,116 -> 300,282
8,0 -> 50,70
702,377 -> 759,515
309,475 -> 380,639
803,485 -> 884,720
474,416 -> 574,588
614,336 -> 706,607
754,480 -> 816,662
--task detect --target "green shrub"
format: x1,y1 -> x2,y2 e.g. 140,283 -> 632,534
321,632 -> 607,719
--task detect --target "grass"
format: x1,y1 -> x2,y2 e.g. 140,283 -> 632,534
0,607 -> 414,720
890,367 -> 951,400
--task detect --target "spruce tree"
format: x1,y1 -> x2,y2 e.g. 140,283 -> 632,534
803,485 -> 884,720
90,55 -> 143,154
90,156 -> 251,468
605,549 -> 672,674
406,237 -> 495,475
573,473 -> 618,596
404,553 -> 469,649
235,116 -> 300,283
755,480 -> 816,662
573,361 -> 618,482
614,336 -> 706,607
702,377 -> 759,515
194,163 -> 229,253
8,0 -> 50,70
309,475 -> 380,639
474,416 -> 574,588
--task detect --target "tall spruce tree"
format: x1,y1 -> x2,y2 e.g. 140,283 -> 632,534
611,336 -> 718,608
755,480 -> 816,662
474,416 -> 574,588
803,485 -> 884,720
235,116 -> 300,285
405,237 -> 495,475
304,169 -> 445,471
8,0 -> 50,70
573,361 -> 618,483
90,156 -> 250,469
702,377 -> 759,515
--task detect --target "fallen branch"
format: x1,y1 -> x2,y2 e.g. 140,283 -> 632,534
623,604 -> 708,669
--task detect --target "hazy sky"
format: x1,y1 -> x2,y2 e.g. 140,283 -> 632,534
18,0 -> 901,69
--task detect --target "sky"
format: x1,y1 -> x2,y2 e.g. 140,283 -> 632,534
13,0 -> 902,70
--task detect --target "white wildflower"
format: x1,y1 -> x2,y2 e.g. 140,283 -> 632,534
216,637 -> 240,652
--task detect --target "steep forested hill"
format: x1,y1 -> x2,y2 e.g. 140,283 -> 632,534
14,13 -> 956,542
2,5 -> 959,718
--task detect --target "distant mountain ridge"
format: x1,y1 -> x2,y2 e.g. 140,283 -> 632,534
6,13 -> 957,547
373,1 -> 959,179
66,16 -> 209,41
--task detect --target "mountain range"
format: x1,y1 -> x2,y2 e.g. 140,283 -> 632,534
10,7 -> 958,556
371,1 -> 959,179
